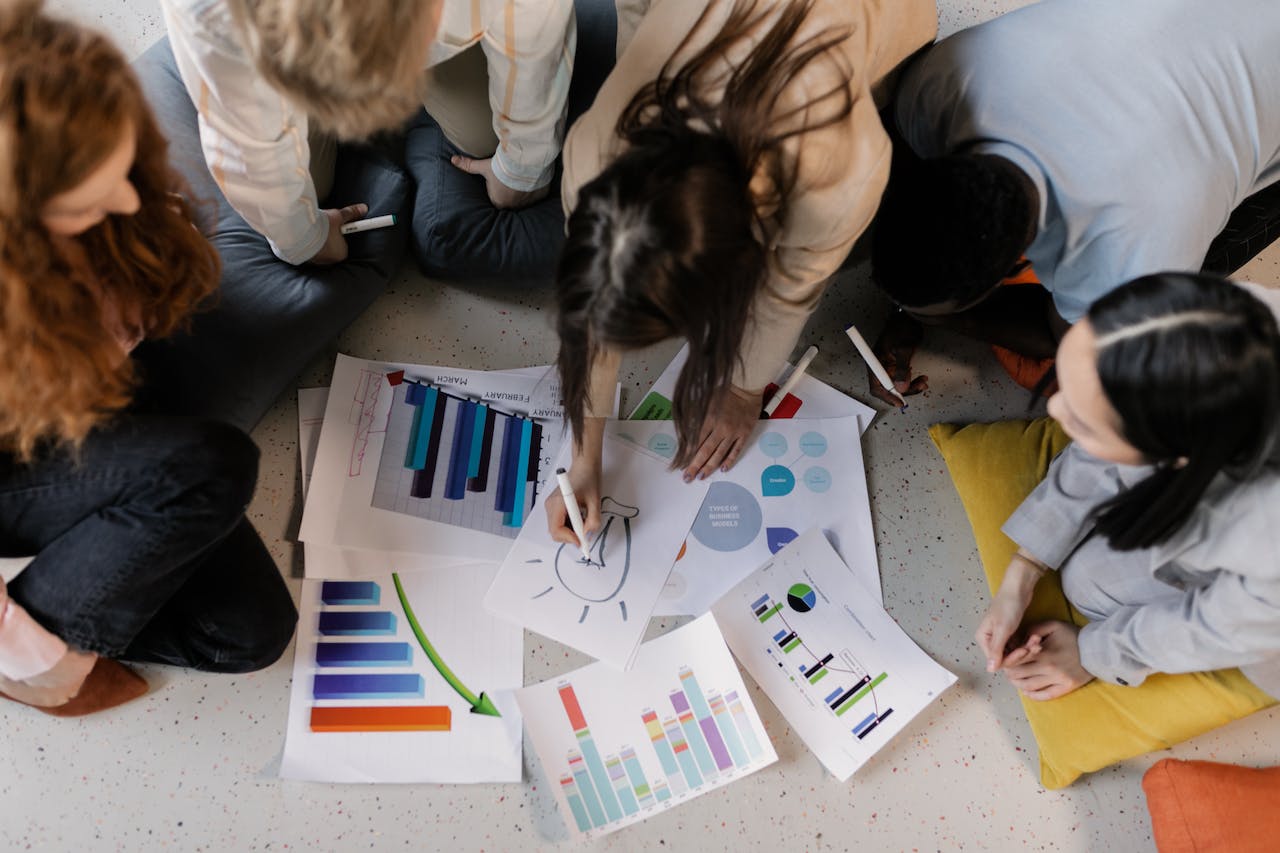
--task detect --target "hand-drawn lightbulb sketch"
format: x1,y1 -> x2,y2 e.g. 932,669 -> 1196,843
531,497 -> 639,623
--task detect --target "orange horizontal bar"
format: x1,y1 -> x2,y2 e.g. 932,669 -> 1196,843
310,705 -> 452,732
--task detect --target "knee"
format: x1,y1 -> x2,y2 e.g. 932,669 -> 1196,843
155,420 -> 261,516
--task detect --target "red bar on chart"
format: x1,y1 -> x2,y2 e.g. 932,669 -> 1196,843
309,705 -> 452,732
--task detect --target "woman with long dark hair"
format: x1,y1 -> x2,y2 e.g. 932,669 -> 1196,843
977,272 -> 1280,700
548,0 -> 937,541
0,3 -> 295,716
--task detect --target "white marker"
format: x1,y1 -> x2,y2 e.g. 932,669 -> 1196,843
845,322 -> 907,408
340,214 -> 397,235
763,344 -> 818,416
555,467 -> 593,562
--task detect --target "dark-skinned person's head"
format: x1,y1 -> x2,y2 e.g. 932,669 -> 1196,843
871,147 -> 1037,316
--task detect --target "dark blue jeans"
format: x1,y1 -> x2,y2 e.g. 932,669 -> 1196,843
0,416 -> 297,673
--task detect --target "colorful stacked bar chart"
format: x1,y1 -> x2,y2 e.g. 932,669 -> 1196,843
553,671 -> 767,834
309,580 -> 452,734
372,379 -> 545,538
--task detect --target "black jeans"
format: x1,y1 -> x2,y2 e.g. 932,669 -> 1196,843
0,416 -> 297,673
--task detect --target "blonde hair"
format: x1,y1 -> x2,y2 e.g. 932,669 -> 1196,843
0,1 -> 220,460
228,0 -> 442,138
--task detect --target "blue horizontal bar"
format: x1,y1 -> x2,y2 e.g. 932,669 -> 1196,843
750,593 -> 770,611
320,581 -> 380,606
315,642 -> 412,667
773,629 -> 788,642
312,673 -> 423,700
852,711 -> 877,735
318,611 -> 395,636
825,686 -> 845,704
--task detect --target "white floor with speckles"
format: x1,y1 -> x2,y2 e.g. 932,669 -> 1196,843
9,1 -> 1280,850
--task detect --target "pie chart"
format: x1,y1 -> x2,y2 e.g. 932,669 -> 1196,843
787,583 -> 817,613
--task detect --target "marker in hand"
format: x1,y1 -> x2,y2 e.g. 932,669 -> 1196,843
339,214 -> 397,235
845,322 -> 908,409
555,467 -> 593,562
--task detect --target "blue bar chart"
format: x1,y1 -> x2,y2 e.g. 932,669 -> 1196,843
372,379 -> 547,538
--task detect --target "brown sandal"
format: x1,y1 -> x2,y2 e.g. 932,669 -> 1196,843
0,658 -> 148,717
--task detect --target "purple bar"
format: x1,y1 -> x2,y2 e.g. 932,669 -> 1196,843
671,690 -> 732,772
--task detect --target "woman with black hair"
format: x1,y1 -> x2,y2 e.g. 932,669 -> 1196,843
548,0 -> 937,543
977,272 -> 1280,700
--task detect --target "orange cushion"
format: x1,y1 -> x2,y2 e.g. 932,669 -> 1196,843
1143,759 -> 1280,853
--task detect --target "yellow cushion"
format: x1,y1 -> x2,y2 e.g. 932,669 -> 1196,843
929,418 -> 1276,790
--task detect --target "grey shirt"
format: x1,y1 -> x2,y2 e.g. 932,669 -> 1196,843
896,0 -> 1280,322
1003,444 -> 1280,697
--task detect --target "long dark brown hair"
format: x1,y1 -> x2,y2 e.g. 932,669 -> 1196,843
557,0 -> 853,464
0,1 -> 220,460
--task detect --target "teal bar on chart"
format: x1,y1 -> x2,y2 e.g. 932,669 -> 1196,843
707,690 -> 749,767
661,716 -> 704,789
577,730 -> 624,822
507,419 -> 533,527
560,775 -> 593,833
606,755 -> 638,816
620,746 -> 653,807
409,387 -> 439,470
568,752 -> 607,829
726,691 -> 765,759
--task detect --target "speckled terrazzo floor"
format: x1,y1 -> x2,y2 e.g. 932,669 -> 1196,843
8,2 -> 1280,850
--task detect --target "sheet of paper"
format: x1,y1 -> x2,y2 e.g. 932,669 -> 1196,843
280,555 -> 524,783
711,528 -> 956,782
298,386 -> 329,499
299,354 -> 565,562
515,614 -> 776,839
628,344 -> 876,432
612,416 -> 881,615
484,428 -> 709,669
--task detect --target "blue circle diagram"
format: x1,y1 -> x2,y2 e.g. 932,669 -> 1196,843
758,432 -> 789,459
691,482 -> 763,552
798,432 -> 828,457
803,466 -> 832,493
647,432 -> 677,458
761,464 -> 796,497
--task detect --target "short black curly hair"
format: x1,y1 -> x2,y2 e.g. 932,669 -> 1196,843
871,149 -> 1035,312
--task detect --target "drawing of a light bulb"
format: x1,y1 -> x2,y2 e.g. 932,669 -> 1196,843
549,497 -> 639,622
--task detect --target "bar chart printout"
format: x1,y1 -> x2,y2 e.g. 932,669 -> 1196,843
712,529 -> 956,782
280,563 -> 524,784
372,378 -> 548,539
516,615 -> 776,839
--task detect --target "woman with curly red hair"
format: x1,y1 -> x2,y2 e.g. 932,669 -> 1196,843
0,2 -> 295,716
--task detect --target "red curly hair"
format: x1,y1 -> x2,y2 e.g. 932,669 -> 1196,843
0,1 -> 220,460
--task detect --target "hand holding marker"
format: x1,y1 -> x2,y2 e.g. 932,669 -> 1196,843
340,213 -> 397,235
845,322 -> 908,409
555,468 -> 593,563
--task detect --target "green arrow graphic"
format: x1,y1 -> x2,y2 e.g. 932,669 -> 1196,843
392,572 -> 501,717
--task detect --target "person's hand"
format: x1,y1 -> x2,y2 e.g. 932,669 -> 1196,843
976,590 -> 1032,672
546,463 -> 602,549
975,550 -> 1046,671
871,309 -> 928,405
683,385 -> 763,482
546,418 -> 605,546
450,155 -> 550,210
0,648 -> 97,708
309,203 -> 369,265
1004,620 -> 1094,700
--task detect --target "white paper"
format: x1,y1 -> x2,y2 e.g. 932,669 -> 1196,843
711,529 -> 956,781
612,416 -> 881,615
297,386 -> 329,499
299,354 -> 564,562
484,428 -> 709,669
515,614 -> 776,839
280,556 -> 524,783
628,344 -> 876,432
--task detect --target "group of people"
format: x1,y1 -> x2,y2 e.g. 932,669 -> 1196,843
0,0 -> 1277,732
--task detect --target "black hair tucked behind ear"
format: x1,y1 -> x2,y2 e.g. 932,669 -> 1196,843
1088,272 -> 1280,550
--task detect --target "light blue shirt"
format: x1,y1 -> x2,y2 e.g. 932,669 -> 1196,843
896,0 -> 1280,322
